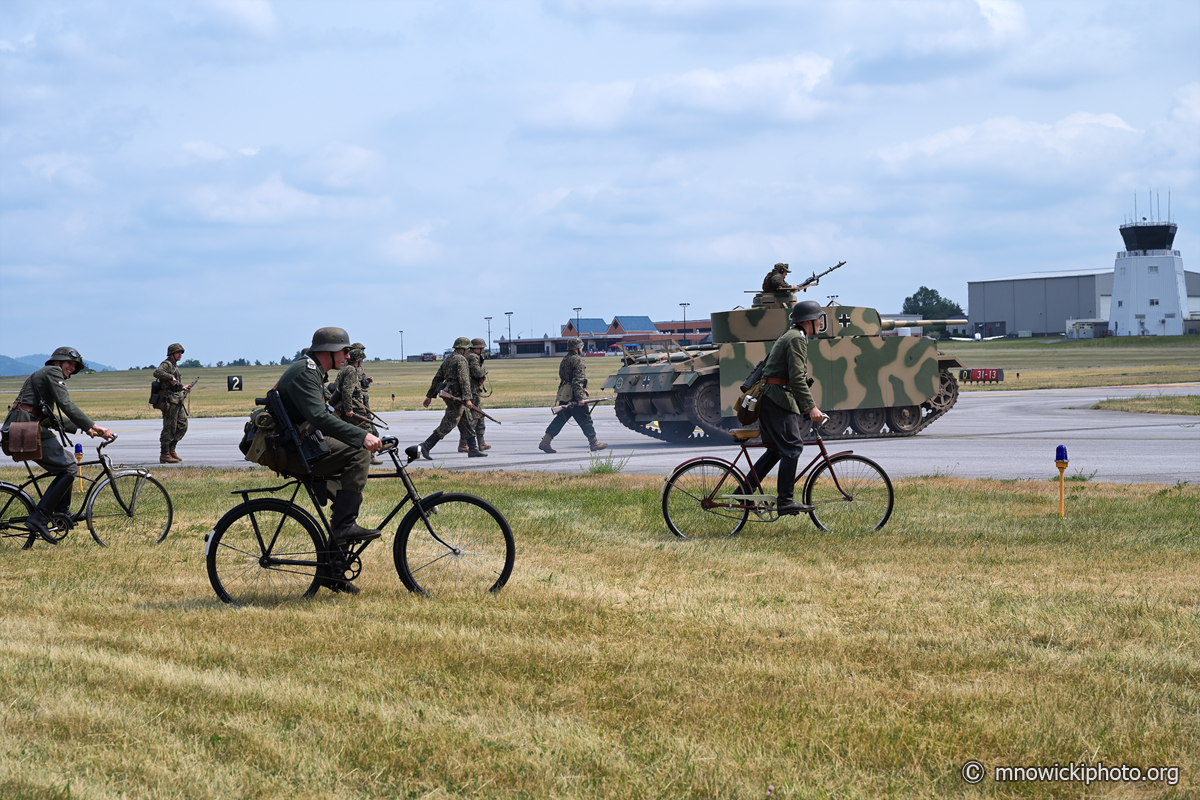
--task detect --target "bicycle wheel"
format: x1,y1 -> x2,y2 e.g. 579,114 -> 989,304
0,484 -> 36,551
207,499 -> 325,606
662,459 -> 751,539
394,494 -> 514,597
86,471 -> 173,546
803,454 -> 894,533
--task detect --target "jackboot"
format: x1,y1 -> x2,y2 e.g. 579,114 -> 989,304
169,448 -> 183,463
588,438 -> 609,452
467,437 -> 488,458
538,435 -> 556,454
477,433 -> 491,450
328,490 -> 381,544
457,438 -> 470,453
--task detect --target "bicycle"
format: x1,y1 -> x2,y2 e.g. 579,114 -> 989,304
0,434 -> 173,550
661,417 -> 894,539
204,435 -> 515,606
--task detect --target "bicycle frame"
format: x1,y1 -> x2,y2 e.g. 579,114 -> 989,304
673,433 -> 857,512
8,435 -> 147,520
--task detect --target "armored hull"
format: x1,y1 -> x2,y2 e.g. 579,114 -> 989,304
603,292 -> 993,442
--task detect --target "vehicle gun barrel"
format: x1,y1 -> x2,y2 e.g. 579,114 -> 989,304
880,318 -> 968,331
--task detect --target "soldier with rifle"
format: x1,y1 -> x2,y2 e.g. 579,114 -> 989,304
335,344 -> 384,465
154,343 -> 194,463
409,337 -> 487,460
3,347 -> 112,543
538,337 -> 608,454
458,337 -> 491,452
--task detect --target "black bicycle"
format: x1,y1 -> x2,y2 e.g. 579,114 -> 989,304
0,434 -> 173,550
205,436 -> 515,606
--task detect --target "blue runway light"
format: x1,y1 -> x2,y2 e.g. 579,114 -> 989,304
1056,445 -> 1067,463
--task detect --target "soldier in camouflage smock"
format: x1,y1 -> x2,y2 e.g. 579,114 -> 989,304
538,338 -> 607,453
408,338 -> 486,460
458,338 -> 490,452
154,343 -> 190,463
3,347 -> 112,543
762,262 -> 796,295
338,345 -> 382,464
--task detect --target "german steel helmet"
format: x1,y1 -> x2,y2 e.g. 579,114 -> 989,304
351,342 -> 365,351
309,327 -> 351,352
790,299 -> 823,324
453,336 -> 472,349
167,343 -> 185,355
567,337 -> 584,350
348,348 -> 365,361
774,262 -> 790,273
46,346 -> 85,372
470,338 -> 486,348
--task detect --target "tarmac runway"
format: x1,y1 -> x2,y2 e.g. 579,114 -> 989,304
83,383 -> 1200,484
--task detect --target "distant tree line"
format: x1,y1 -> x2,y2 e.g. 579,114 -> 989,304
902,286 -> 965,320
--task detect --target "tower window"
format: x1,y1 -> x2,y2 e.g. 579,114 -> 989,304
1148,265 -> 1158,274
1117,301 -> 1123,307
1149,299 -> 1159,306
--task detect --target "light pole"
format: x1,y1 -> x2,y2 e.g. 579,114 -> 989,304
679,302 -> 689,346
505,312 -> 513,357
484,317 -> 492,356
573,307 -> 581,335
398,330 -> 404,361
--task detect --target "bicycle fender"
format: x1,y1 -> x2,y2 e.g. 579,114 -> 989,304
418,491 -> 445,509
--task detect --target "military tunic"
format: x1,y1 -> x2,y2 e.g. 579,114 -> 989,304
336,362 -> 371,430
3,364 -> 95,481
545,352 -> 597,440
277,356 -> 371,493
425,352 -> 476,439
463,350 -> 489,441
762,271 -> 792,294
751,327 -> 816,503
761,328 -> 816,415
153,357 -> 189,450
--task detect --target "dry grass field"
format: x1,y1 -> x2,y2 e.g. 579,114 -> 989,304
2,467 -> 1196,799
4,335 -> 1198,419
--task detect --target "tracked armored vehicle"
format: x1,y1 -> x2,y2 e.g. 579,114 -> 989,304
602,280 -> 1000,442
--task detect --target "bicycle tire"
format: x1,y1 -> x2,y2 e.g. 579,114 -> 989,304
803,454 -> 894,533
0,483 -> 36,551
86,471 -> 173,546
207,498 -> 325,606
662,459 -> 751,539
394,494 -> 514,597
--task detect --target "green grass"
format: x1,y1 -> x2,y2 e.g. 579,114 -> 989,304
1091,393 -> 1200,416
2,468 -> 1197,798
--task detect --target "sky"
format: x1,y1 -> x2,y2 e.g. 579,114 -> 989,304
1,0 -> 1198,368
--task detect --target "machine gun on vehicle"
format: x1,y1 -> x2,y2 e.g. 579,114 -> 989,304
551,397 -> 613,415
795,260 -> 846,292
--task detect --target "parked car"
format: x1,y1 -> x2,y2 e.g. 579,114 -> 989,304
420,352 -> 437,362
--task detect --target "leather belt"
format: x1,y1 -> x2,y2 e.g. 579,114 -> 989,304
16,404 -> 41,416
765,377 -> 790,386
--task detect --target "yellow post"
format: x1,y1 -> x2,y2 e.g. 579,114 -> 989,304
74,442 -> 84,491
1055,445 -> 1068,517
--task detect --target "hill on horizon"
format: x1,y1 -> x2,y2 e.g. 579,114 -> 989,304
0,353 -> 117,376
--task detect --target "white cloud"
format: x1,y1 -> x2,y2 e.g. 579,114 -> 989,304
197,0 -> 278,37
381,221 -> 444,264
529,54 -> 831,132
976,0 -> 1026,39
192,174 -> 319,224
20,152 -> 96,189
183,141 -> 229,160
238,147 -> 260,156
0,33 -> 36,53
306,144 -> 383,190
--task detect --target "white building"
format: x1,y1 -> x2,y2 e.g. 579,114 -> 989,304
1108,221 -> 1189,336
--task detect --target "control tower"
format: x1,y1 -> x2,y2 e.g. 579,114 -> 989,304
1108,216 -> 1187,336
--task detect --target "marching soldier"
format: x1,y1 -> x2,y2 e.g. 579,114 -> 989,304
339,344 -> 382,465
458,337 -> 490,452
749,300 -> 825,516
3,347 -> 112,543
762,262 -> 796,295
538,337 -> 607,454
154,343 -> 190,463
409,337 -> 486,460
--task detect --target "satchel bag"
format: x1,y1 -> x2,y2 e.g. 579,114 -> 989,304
2,421 -> 44,461
735,380 -> 767,426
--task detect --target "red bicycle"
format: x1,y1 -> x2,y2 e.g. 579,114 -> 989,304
661,417 -> 894,539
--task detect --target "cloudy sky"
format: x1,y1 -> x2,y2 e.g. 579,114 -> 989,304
2,0 -> 1197,368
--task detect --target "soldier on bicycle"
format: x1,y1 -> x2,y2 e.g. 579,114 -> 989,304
277,328 -> 384,581
751,300 -> 825,515
3,347 -> 112,542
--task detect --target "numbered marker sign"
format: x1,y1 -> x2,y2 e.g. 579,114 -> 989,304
227,376 -> 243,392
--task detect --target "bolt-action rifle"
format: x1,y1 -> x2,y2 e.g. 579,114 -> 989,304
182,377 -> 199,414
551,397 -> 612,415
438,390 -> 502,425
326,386 -> 390,429
795,260 -> 846,292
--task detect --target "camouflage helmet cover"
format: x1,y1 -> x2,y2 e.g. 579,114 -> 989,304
351,342 -> 365,351
773,262 -> 790,273
453,336 -> 472,349
309,327 -> 352,352
470,338 -> 486,348
790,299 -> 823,324
567,337 -> 584,350
348,348 -> 365,362
46,346 -> 85,372
167,343 -> 185,356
